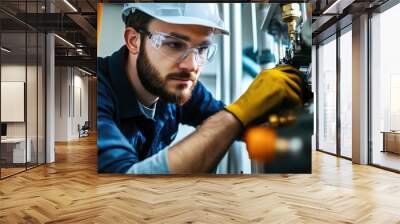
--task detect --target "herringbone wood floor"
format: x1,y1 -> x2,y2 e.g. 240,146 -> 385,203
0,135 -> 399,224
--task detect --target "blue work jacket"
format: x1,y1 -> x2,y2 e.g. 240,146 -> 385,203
97,46 -> 225,174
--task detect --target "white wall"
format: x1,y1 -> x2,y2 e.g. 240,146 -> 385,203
1,63 -> 45,164
98,3 -> 125,57
55,66 -> 68,141
1,65 -> 34,138
54,67 -> 89,141
72,73 -> 89,138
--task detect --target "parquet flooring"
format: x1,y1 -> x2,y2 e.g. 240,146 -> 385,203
0,135 -> 399,223
1,167 -> 26,178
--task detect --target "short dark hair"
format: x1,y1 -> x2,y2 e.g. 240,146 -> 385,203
125,10 -> 154,46
125,10 -> 154,33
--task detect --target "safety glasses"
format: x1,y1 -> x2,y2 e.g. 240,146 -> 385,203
138,28 -> 217,66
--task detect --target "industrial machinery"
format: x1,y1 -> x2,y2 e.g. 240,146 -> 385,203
280,3 -> 312,70
244,3 -> 313,173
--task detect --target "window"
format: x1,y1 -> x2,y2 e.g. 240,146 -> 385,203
339,28 -> 352,158
0,0 -> 47,179
317,36 -> 337,154
370,2 -> 400,171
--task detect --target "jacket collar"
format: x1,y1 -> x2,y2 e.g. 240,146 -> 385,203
108,46 -> 144,119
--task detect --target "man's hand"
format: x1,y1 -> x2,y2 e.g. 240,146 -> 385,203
226,65 -> 303,127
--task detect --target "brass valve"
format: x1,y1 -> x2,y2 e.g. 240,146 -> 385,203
281,3 -> 301,46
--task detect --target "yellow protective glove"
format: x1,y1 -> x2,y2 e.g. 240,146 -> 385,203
226,65 -> 303,127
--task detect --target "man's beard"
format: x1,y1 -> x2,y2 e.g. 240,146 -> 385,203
136,45 -> 197,105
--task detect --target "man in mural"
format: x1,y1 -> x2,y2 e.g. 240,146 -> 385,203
97,3 -> 304,173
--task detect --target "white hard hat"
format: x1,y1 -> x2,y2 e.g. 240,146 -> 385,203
122,3 -> 229,35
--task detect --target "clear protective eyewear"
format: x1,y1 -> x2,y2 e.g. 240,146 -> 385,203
138,28 -> 217,66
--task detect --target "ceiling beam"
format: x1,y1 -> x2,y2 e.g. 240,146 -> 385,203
55,55 -> 96,71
